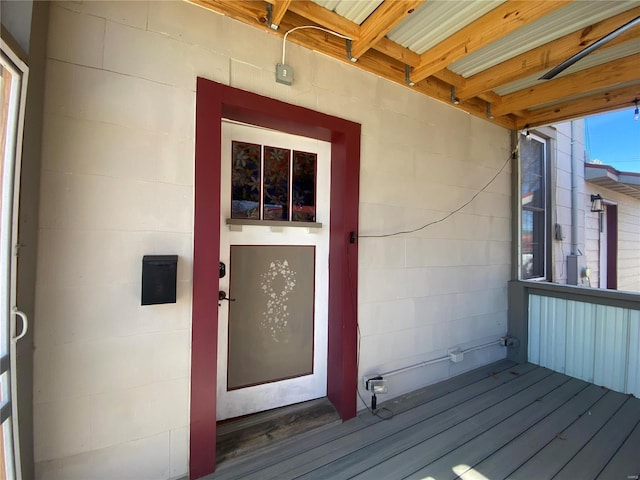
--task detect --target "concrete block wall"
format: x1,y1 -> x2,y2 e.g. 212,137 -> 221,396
34,2 -> 511,479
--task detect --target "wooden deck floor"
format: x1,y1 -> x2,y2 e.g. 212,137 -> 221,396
205,360 -> 640,480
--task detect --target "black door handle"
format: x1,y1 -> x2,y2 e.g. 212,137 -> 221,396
218,290 -> 236,306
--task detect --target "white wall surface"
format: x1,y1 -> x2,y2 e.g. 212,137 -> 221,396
34,2 -> 511,479
584,184 -> 640,293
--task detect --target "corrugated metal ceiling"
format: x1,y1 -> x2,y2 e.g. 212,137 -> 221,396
449,1 -> 639,77
494,39 -> 640,96
312,0 -> 383,25
200,0 -> 640,127
386,0 -> 504,54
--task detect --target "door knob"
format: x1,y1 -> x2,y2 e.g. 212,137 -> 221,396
218,290 -> 236,306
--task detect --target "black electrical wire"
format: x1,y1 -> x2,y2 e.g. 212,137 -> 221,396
348,243 -> 394,420
360,146 -> 517,239
350,145 -> 517,419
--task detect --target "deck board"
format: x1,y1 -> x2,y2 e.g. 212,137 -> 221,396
205,362 -> 640,480
348,372 -> 568,480
406,379 -> 593,480
554,396 -> 640,480
211,359 -> 517,480
596,418 -> 640,480
283,364 -> 542,480
466,384 -> 608,479
356,374 -> 575,480
509,390 -> 634,479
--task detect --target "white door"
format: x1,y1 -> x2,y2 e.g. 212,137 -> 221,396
1,40 -> 29,480
217,121 -> 331,420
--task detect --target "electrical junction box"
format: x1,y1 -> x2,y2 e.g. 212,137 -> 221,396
567,254 -> 585,285
449,348 -> 464,363
276,63 -> 293,85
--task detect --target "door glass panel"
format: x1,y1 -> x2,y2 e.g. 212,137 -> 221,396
521,209 -> 545,279
227,245 -> 315,390
263,146 -> 290,221
231,141 -> 261,219
521,137 -> 545,209
520,133 -> 547,280
292,151 -> 317,222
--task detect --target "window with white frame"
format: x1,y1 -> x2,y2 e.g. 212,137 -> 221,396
520,133 -> 548,280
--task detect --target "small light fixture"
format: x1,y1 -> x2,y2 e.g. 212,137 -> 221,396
523,124 -> 531,141
634,98 -> 639,121
590,194 -> 604,213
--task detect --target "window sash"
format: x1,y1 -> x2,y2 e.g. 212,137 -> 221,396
520,133 -> 547,280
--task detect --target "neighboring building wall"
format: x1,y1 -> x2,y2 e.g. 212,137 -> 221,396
34,2 -> 510,479
584,185 -> 640,292
546,120 -> 638,292
549,122 -> 587,284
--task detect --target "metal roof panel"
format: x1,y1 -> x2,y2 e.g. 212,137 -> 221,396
386,0 -> 505,54
312,0 -> 383,25
494,40 -> 640,96
449,1 -> 639,77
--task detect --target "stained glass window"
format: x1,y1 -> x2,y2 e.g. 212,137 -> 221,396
231,141 -> 261,219
263,146 -> 290,220
231,140 -> 318,223
292,151 -> 317,222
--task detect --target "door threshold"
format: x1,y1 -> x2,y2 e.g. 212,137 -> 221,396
216,397 -> 340,463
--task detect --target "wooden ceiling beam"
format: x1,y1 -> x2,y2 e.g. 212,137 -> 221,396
410,0 -> 572,84
187,0 -> 634,127
412,74 -> 518,129
350,0 -> 424,60
493,53 -> 640,116
518,83 -> 640,128
279,11 -> 518,129
265,0 -> 292,30
458,7 -> 640,101
288,1 -> 424,68
187,0 -> 517,129
376,37 -> 421,67
287,0 -> 360,39
433,69 -> 466,89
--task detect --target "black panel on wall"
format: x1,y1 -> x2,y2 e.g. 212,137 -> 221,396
141,255 -> 178,305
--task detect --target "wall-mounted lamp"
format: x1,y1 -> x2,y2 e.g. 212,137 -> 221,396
590,194 -> 604,213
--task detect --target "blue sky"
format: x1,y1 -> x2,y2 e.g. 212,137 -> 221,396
584,108 -> 640,173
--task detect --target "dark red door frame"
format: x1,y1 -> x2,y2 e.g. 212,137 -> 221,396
190,78 -> 360,479
606,205 -> 618,290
